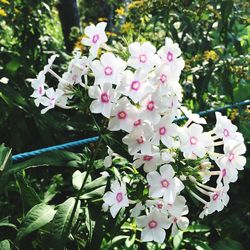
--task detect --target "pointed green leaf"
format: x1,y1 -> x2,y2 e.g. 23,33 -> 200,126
51,198 -> 81,248
16,203 -> 56,241
0,240 -> 11,250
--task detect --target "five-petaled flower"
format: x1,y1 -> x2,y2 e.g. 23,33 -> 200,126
103,180 -> 129,218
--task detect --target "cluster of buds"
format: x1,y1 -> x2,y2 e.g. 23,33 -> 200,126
30,22 -> 246,243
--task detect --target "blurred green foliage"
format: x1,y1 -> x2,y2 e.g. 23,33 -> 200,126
0,0 -> 249,249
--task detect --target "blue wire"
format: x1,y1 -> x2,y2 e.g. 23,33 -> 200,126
12,99 -> 250,162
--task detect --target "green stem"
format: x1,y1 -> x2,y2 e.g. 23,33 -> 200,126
64,113 -> 104,244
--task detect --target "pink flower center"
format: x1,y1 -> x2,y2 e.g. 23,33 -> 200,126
116,192 -> 123,203
159,126 -> 166,135
223,129 -> 229,137
167,51 -> 173,62
136,136 -> 144,144
139,54 -> 147,63
92,34 -> 99,44
131,80 -> 140,91
161,179 -> 169,188
222,169 -> 227,177
157,201 -> 164,209
38,85 -> 44,95
148,220 -> 157,229
173,217 -> 178,223
104,66 -> 113,76
134,119 -> 141,127
190,136 -> 197,145
49,97 -> 56,106
212,193 -> 219,201
147,101 -> 155,111
143,155 -> 153,161
228,153 -> 234,162
117,111 -> 127,120
160,74 -> 167,84
101,92 -> 110,103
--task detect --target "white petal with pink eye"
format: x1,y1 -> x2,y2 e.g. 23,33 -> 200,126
136,209 -> 171,243
122,123 -> 154,155
127,41 -> 160,72
133,146 -> 162,172
91,52 -> 126,85
117,69 -> 154,103
157,37 -> 185,73
81,22 -> 108,57
179,124 -> 213,159
88,83 -> 120,118
152,115 -> 179,148
108,97 -> 138,133
147,165 -> 184,203
103,180 -> 129,218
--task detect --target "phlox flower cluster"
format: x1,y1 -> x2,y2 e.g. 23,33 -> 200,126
30,22 -> 246,244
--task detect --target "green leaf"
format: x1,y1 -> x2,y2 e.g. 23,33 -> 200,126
4,151 -> 83,175
173,231 -> 183,250
0,240 -> 11,250
213,238 -> 244,250
83,176 -> 107,192
0,217 -> 17,230
16,203 -> 56,241
6,58 -> 21,72
51,198 -> 81,249
80,186 -> 106,200
72,170 -> 91,190
16,173 -> 42,211
186,223 -> 210,233
0,144 -> 12,172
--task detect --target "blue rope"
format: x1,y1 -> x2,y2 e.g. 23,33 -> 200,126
12,136 -> 99,162
12,99 -> 249,162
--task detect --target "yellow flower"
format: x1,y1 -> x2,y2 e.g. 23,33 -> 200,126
98,17 -> 108,22
121,22 -> 134,33
230,109 -> 238,121
0,0 -> 10,4
106,31 -> 117,37
115,7 -> 125,16
204,50 -> 218,61
128,0 -> 144,9
0,8 -> 7,16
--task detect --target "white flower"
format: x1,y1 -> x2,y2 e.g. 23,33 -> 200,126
40,88 -> 64,114
216,141 -> 246,184
103,180 -> 129,218
108,97 -> 138,133
199,160 -> 212,184
30,71 -> 46,107
62,52 -> 90,86
122,123 -> 154,155
136,209 -> 171,243
140,91 -> 167,125
164,93 -> 182,115
179,124 -> 213,159
104,146 -> 114,168
133,146 -> 162,172
167,196 -> 189,236
157,37 -> 185,72
88,83 -> 120,118
131,202 -> 145,217
180,106 -> 207,125
150,64 -> 180,94
207,183 -> 229,214
43,54 -> 59,73
117,70 -> 154,103
91,52 -> 126,85
81,22 -> 108,57
127,42 -> 160,71
146,199 -> 168,214
214,112 -> 243,142
151,115 -> 179,148
147,165 -> 184,203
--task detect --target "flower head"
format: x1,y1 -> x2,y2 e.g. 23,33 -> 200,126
88,83 -> 120,118
147,164 -> 184,203
81,22 -> 108,57
103,180 -> 129,218
136,209 -> 171,243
